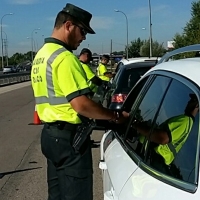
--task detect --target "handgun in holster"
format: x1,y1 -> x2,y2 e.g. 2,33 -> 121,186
73,114 -> 96,153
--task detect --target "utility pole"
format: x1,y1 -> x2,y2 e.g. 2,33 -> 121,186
110,39 -> 113,72
3,38 -> 8,66
1,13 -> 13,69
148,0 -> 153,57
2,31 -> 8,66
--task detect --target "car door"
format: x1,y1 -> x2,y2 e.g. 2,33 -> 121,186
100,75 -> 155,199
119,72 -> 200,199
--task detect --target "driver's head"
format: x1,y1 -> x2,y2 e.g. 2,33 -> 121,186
185,94 -> 199,116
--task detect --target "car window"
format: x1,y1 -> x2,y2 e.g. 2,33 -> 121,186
126,75 -> 199,184
146,79 -> 199,184
112,66 -> 123,85
122,75 -> 151,113
115,62 -> 124,73
4,66 -> 12,68
125,75 -> 172,155
117,67 -> 151,91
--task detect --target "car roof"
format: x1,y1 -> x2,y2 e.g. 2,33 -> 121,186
120,57 -> 160,65
124,61 -> 156,70
4,65 -> 13,68
147,57 -> 200,87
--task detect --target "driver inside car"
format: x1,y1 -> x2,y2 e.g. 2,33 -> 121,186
132,94 -> 199,179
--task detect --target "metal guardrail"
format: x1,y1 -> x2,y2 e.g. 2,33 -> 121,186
0,72 -> 31,86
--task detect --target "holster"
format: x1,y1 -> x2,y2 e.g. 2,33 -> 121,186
73,115 -> 96,153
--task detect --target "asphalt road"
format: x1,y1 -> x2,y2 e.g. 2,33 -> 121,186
0,82 -> 104,200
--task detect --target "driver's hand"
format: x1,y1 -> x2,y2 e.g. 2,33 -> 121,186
115,111 -> 129,124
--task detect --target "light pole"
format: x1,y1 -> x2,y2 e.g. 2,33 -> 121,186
114,9 -> 129,59
148,0 -> 153,57
31,28 -> 40,62
2,31 -> 8,66
1,13 -> 13,69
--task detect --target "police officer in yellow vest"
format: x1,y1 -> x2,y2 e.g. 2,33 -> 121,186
96,55 -> 113,99
79,48 -> 103,97
133,94 -> 199,178
97,54 -> 113,82
31,3 -> 129,200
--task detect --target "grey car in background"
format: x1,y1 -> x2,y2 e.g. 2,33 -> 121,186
3,65 -> 17,74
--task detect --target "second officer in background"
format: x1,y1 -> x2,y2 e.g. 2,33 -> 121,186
79,48 -> 103,98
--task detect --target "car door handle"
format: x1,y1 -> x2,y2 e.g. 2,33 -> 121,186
99,160 -> 107,170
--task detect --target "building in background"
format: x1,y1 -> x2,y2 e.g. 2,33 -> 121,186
167,41 -> 175,50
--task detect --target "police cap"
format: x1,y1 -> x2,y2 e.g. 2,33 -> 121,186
62,3 -> 95,34
80,48 -> 93,60
102,54 -> 110,60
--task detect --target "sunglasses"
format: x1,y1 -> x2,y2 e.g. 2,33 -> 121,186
72,23 -> 87,36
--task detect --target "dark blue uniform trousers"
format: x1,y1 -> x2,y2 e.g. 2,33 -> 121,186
41,123 -> 93,200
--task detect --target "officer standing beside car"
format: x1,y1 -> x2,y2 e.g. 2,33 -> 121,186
97,54 -> 113,82
79,48 -> 103,98
31,3 -> 129,200
96,55 -> 113,100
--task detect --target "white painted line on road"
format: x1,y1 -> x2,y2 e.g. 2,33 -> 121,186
0,81 -> 31,95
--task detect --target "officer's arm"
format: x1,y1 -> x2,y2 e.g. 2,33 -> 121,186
70,95 -> 116,120
100,65 -> 113,78
133,121 -> 169,145
104,72 -> 113,78
90,76 -> 103,86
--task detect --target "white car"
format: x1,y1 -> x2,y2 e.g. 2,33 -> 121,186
115,57 -> 160,73
99,44 -> 200,200
3,65 -> 16,74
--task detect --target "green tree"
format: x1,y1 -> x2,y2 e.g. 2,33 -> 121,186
174,0 -> 200,48
9,53 -> 25,65
127,38 -> 165,58
127,38 -> 144,58
140,40 -> 166,57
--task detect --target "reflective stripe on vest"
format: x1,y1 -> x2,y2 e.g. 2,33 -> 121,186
167,117 -> 191,158
35,47 -> 68,105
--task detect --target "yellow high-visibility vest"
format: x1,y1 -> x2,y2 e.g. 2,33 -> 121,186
155,114 -> 193,165
97,63 -> 110,81
81,62 -> 98,93
31,38 -> 91,124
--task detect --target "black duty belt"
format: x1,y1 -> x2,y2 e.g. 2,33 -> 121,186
45,121 -> 79,131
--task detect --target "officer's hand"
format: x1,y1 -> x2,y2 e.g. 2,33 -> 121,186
112,111 -> 129,124
108,74 -> 114,78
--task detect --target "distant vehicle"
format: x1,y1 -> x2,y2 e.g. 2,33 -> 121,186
16,61 -> 32,72
102,58 -> 159,110
115,57 -> 160,73
3,65 -> 17,74
24,63 -> 32,71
